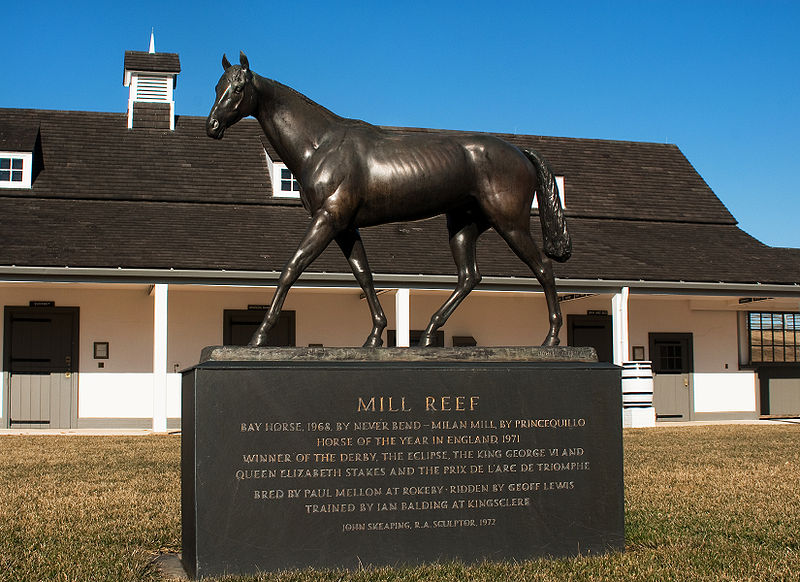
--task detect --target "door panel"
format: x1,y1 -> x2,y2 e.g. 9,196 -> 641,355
650,333 -> 693,421
652,373 -> 692,420
5,307 -> 78,429
223,310 -> 296,346
568,315 -> 613,363
768,378 -> 800,416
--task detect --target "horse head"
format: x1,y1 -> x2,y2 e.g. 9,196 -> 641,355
206,52 -> 257,139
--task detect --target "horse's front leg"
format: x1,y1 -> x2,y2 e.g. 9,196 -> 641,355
250,211 -> 338,346
335,229 -> 387,348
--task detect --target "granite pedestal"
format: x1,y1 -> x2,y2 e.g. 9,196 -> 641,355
182,347 -> 623,579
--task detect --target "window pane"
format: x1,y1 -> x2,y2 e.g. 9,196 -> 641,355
281,180 -> 292,191
0,159 -> 9,170
747,311 -> 800,363
292,181 -> 300,191
281,168 -> 291,179
11,171 -> 22,181
11,159 -> 22,169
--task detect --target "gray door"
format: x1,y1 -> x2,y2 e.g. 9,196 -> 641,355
4,307 -> 78,429
768,378 -> 800,416
650,333 -> 693,421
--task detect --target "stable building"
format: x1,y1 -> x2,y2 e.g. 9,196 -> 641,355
1,46 -> 799,430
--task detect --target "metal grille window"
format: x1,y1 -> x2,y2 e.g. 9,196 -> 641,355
0,157 -> 23,182
748,312 -> 800,363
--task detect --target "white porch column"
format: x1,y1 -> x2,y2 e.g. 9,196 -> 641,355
395,288 -> 410,347
611,287 -> 630,366
152,283 -> 169,433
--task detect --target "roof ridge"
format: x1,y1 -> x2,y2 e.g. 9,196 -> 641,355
0,107 -> 682,147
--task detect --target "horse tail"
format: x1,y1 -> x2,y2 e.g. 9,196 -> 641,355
522,148 -> 572,262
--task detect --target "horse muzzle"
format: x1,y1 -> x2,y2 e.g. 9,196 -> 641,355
206,117 -> 225,139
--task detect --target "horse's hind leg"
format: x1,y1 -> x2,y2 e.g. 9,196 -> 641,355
420,211 -> 487,347
495,224 -> 562,347
335,228 -> 387,348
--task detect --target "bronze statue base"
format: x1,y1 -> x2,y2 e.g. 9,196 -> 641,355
200,345 -> 598,364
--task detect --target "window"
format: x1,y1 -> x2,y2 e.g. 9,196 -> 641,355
748,312 -> 800,364
0,152 -> 32,188
268,159 -> 301,199
0,157 -> 23,182
280,168 -> 300,194
649,333 -> 693,374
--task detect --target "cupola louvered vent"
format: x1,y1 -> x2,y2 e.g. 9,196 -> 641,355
135,76 -> 171,102
123,47 -> 181,130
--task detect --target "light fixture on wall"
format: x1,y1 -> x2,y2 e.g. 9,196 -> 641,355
93,342 -> 109,359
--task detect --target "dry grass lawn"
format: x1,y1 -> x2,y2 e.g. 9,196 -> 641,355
0,425 -> 798,581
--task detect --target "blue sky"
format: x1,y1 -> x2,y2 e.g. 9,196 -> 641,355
3,1 -> 798,248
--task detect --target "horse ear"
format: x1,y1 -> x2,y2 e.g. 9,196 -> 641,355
239,51 -> 250,72
222,54 -> 232,70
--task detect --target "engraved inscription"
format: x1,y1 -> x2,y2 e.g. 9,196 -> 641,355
233,393 -> 592,534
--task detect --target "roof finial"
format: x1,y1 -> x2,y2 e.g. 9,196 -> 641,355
149,28 -> 155,54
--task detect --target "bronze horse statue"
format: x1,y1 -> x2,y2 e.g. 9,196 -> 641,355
207,52 -> 571,348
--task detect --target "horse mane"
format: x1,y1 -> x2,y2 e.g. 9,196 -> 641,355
262,77 -> 338,117
262,76 -> 374,129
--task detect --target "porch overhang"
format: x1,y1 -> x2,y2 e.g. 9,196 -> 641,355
0,265 -> 799,298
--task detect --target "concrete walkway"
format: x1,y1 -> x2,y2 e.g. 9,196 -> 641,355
663,418 -> 800,427
0,428 -> 180,435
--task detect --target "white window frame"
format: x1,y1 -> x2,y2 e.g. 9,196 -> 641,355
266,155 -> 301,199
532,176 -> 565,209
0,151 -> 33,189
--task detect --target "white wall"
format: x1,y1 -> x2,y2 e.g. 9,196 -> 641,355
629,296 -> 741,373
410,290 -> 553,346
0,283 -> 159,420
693,372 -> 757,413
167,286 -> 373,368
1,283 -> 763,421
629,296 -> 757,414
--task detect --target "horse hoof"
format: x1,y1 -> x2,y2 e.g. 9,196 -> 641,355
541,336 -> 560,347
362,337 -> 383,348
248,334 -> 267,347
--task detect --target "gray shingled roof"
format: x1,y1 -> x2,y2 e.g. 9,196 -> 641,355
0,109 -> 271,203
0,121 -> 39,150
123,51 -> 181,74
0,107 -> 797,287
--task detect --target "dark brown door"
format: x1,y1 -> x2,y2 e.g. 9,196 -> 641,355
568,314 -> 613,363
223,310 -> 296,346
387,330 -> 445,347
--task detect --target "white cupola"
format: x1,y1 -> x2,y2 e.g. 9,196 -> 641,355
123,33 -> 181,130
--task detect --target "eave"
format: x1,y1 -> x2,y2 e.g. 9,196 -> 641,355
1,266 -> 798,298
